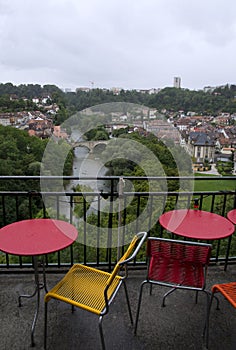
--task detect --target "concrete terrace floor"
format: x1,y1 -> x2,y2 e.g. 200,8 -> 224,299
1,266 -> 236,350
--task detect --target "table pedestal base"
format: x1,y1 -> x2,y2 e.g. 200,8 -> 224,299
18,256 -> 47,347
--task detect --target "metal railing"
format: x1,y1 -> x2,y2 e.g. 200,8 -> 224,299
0,175 -> 235,272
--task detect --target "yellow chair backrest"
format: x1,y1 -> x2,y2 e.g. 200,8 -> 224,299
106,233 -> 144,287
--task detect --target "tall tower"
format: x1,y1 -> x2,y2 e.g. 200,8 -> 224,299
174,77 -> 181,89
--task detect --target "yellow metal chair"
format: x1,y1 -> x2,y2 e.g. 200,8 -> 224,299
44,231 -> 147,350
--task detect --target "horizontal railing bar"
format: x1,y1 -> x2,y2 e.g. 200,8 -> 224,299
0,190 -> 235,196
0,175 -> 235,181
0,257 -> 235,274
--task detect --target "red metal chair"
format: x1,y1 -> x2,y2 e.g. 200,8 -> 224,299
134,237 -> 212,338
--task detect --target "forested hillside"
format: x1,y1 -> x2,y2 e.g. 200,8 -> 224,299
0,83 -> 63,99
0,125 -> 46,177
0,125 -> 73,180
1,82 -> 236,115
0,125 -> 73,224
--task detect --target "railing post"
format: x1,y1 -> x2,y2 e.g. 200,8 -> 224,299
117,177 -> 125,260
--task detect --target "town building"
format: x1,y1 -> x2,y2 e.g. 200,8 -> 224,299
174,77 -> 181,89
188,132 -> 216,163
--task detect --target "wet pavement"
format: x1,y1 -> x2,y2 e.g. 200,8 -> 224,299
0,265 -> 236,350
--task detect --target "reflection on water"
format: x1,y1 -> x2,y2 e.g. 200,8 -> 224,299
71,147 -> 108,192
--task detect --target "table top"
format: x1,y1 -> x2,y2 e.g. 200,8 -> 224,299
0,219 -> 78,256
159,209 -> 234,240
227,209 -> 236,225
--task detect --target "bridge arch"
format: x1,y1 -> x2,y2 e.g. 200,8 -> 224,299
72,140 -> 108,153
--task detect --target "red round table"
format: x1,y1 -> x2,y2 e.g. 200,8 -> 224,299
0,218 -> 78,256
159,209 -> 234,270
159,209 -> 234,240
0,218 -> 78,346
227,209 -> 236,225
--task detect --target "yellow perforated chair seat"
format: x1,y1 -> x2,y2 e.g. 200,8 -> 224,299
45,264 -> 122,315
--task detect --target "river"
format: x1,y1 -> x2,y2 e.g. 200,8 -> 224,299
70,147 -> 108,192
60,130 -> 109,221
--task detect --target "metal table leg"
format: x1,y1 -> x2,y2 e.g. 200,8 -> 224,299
18,256 -> 47,347
224,235 -> 232,271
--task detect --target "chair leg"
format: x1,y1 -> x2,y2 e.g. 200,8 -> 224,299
215,294 -> 220,310
44,302 -> 48,350
195,291 -> 199,304
149,283 -> 153,296
123,280 -> 133,325
162,287 -> 177,307
99,315 -> 106,350
204,291 -> 214,349
134,280 -> 148,335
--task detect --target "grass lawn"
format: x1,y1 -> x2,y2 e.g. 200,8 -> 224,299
194,173 -> 236,192
193,174 -> 236,212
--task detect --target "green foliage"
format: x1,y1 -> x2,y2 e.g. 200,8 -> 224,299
0,125 -> 47,179
216,161 -> 233,175
0,83 -> 63,100
63,85 -> 236,115
100,131 -> 191,189
1,82 -> 236,116
0,95 -> 38,112
149,86 -> 236,114
0,125 -> 74,225
84,126 -> 109,140
112,127 -> 129,137
0,126 -> 46,225
40,139 -> 73,177
73,184 -> 93,218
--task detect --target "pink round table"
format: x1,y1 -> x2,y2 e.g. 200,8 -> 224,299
0,218 -> 78,346
159,209 -> 234,240
159,209 -> 235,270
0,218 -> 78,256
227,209 -> 236,225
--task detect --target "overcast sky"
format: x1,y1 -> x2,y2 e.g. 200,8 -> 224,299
0,0 -> 236,91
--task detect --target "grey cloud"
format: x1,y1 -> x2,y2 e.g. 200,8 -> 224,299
0,0 -> 236,90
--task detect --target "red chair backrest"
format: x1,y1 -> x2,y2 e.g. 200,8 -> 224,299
147,238 -> 211,265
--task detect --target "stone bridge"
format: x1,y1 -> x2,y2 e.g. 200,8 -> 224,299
72,140 -> 108,153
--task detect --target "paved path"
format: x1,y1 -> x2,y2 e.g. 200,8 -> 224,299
195,163 -> 221,176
